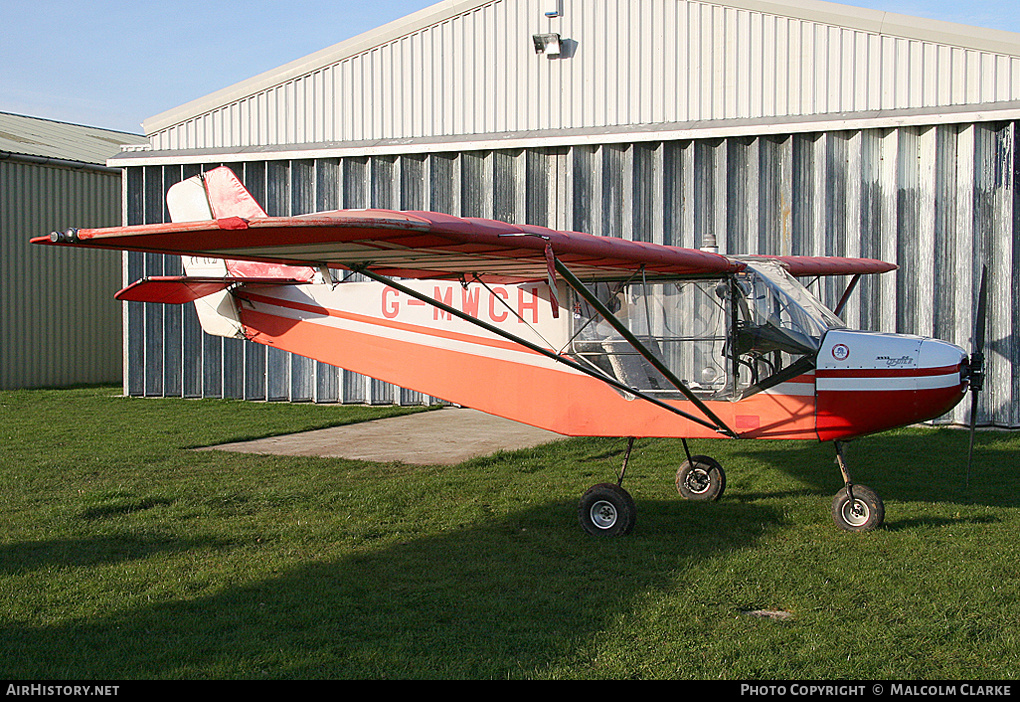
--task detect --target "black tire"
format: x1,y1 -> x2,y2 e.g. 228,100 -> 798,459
831,484 -> 884,532
578,483 -> 637,536
676,455 -> 726,501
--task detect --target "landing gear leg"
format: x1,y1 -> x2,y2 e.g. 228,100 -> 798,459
675,438 -> 726,502
831,441 -> 884,532
578,437 -> 638,536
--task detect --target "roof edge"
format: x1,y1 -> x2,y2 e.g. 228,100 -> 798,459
728,0 -> 1020,55
114,100 -> 1020,167
1,151 -> 123,174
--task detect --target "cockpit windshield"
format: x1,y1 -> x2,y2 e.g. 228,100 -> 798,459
738,261 -> 840,338
733,261 -> 845,356
566,262 -> 843,401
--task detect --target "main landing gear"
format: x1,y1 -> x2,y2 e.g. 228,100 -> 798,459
578,437 -> 640,536
577,437 -> 727,536
577,438 -> 884,536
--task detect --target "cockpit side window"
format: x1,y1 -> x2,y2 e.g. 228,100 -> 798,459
565,264 -> 842,401
567,278 -> 735,400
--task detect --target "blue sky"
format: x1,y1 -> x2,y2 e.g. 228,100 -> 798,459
2,0 -> 1018,135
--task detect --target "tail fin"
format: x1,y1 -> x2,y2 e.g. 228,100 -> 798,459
160,167 -> 314,338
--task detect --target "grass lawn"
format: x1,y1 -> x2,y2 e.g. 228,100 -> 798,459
1,386 -> 1018,680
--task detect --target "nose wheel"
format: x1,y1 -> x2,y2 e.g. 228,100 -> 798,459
832,484 -> 884,531
831,441 -> 884,532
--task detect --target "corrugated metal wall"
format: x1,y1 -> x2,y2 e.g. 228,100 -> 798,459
1,161 -> 123,389
125,118 -> 1018,427
147,0 -> 1020,151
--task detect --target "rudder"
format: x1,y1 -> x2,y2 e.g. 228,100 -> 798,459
165,167 -> 314,338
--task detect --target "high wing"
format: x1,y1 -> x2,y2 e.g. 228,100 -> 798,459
34,211 -> 894,283
37,211 -> 742,283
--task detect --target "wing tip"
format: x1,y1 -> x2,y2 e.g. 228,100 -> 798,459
33,229 -> 80,245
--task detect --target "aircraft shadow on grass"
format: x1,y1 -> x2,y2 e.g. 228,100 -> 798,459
1,497 -> 778,679
2,429 -> 1015,677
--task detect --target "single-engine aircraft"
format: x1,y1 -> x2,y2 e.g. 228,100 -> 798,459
34,166 -> 989,535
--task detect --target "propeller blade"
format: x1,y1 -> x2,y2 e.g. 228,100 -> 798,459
966,390 -> 979,488
973,264 -> 988,354
965,265 -> 988,488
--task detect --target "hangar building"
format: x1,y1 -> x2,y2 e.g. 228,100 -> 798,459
1,112 -> 146,389
108,0 -> 1020,428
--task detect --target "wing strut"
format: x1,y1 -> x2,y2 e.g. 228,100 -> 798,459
552,259 -> 738,439
350,265 -> 732,436
833,274 -> 862,317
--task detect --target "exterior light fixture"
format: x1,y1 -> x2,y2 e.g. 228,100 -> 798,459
532,33 -> 562,57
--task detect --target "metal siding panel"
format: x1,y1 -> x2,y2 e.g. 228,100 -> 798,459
201,331 -> 222,399
693,139 -> 717,251
493,149 -> 520,223
142,166 -> 165,397
975,122 -> 1015,428
237,163 -> 268,401
549,147 -> 571,231
597,142 -> 627,244
312,158 -> 342,410
264,161 -> 291,401
631,142 -> 659,244
160,166 -> 184,398
429,153 -> 459,215
461,151 -> 493,219
524,149 -> 547,226
1012,122 -> 1020,428
916,126 -> 938,339
857,129 -> 882,332
841,131 -> 864,329
125,168 -> 146,396
367,155 -> 399,404
571,145 -> 598,237
789,133 -> 813,256
400,153 -> 427,210
289,160 -> 316,402
932,125 -> 959,346
1,163 -> 122,389
895,127 -> 920,335
221,336 -> 246,400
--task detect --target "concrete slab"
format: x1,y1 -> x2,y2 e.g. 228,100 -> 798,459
197,407 -> 567,465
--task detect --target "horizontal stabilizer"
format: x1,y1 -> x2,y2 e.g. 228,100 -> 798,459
115,276 -> 308,304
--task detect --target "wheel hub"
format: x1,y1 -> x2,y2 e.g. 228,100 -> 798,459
590,500 -> 618,529
841,499 -> 870,528
685,468 -> 711,494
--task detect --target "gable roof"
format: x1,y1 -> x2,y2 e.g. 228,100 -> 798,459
138,0 -> 1020,155
0,112 -> 147,166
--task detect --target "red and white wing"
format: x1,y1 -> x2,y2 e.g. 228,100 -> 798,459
35,210 -> 747,283
33,163 -> 895,283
